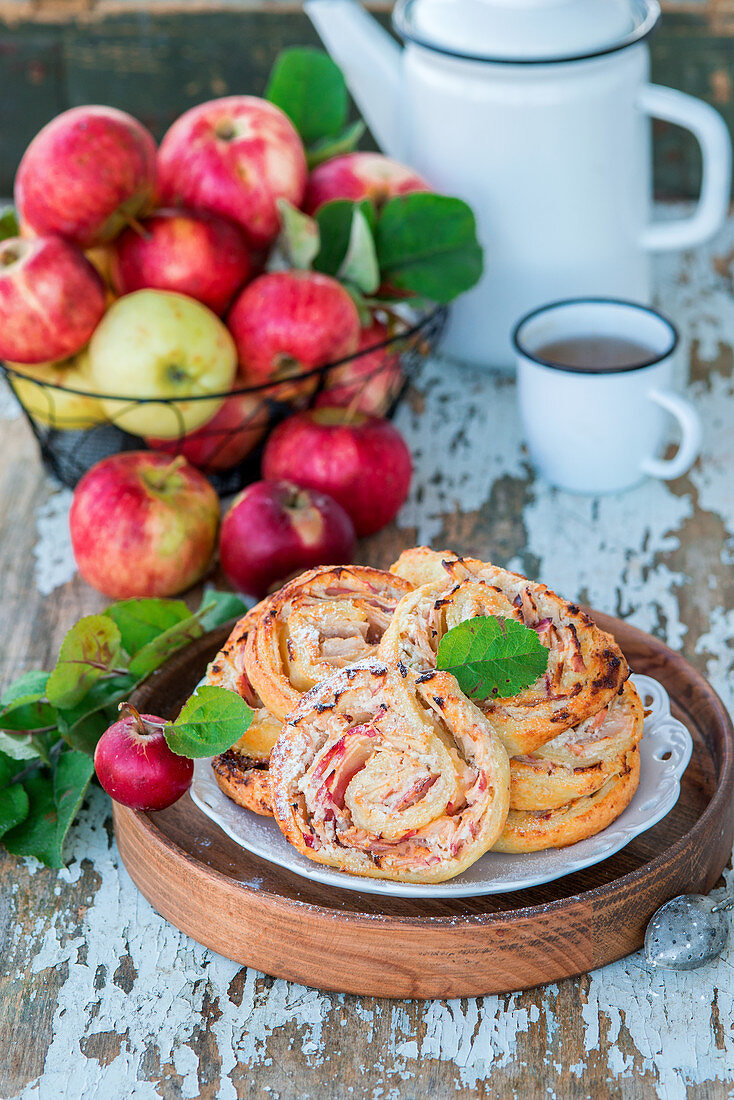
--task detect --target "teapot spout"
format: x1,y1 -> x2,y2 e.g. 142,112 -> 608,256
305,0 -> 403,158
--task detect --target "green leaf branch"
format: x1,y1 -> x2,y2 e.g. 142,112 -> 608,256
436,616 -> 550,701
0,587 -> 248,868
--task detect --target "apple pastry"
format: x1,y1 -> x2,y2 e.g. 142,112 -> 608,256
383,552 -> 628,756
209,707 -> 282,817
269,662 -> 510,883
242,564 -> 414,721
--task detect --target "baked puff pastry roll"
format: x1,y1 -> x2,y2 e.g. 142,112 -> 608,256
509,681 -> 643,811
243,565 -> 413,722
210,708 -> 282,817
493,746 -> 640,853
269,661 -> 511,883
205,599 -> 268,708
383,552 -> 628,756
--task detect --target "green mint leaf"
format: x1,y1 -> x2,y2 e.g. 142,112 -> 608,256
0,730 -> 43,762
105,598 -> 192,657
3,750 -> 94,867
0,206 -> 19,243
164,686 -> 253,759
56,674 -> 137,756
376,194 -> 484,303
2,671 -> 49,705
0,783 -> 29,838
196,588 -> 248,633
307,119 -> 366,169
436,615 -> 549,701
46,616 -> 126,709
337,206 -> 380,295
266,47 -> 348,146
128,616 -> 205,679
313,199 -> 376,279
276,199 -> 320,270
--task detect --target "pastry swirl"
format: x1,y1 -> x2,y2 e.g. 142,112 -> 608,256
243,565 -> 413,722
270,661 -> 511,883
210,708 -> 281,816
384,549 -> 628,755
509,681 -> 643,810
493,747 -> 640,853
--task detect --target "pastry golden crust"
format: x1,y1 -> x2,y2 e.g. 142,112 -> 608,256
493,746 -> 640,853
269,662 -> 510,883
204,599 -> 269,708
383,549 -> 628,755
243,565 -> 413,722
509,681 -> 643,810
211,749 -> 274,818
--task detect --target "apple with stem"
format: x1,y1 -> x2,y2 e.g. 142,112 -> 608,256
15,106 -> 157,248
315,318 -> 403,417
94,703 -> 193,811
70,451 -> 220,598
305,152 -> 429,215
262,408 -> 413,537
88,289 -> 237,438
157,96 -> 307,250
111,208 -> 252,315
219,479 -> 356,598
0,236 -> 106,364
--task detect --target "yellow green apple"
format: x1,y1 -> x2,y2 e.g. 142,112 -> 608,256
89,289 -> 237,438
7,349 -> 105,430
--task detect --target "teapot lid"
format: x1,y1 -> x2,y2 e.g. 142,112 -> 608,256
393,0 -> 660,64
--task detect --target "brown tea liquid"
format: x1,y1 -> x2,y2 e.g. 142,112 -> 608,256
535,336 -> 656,371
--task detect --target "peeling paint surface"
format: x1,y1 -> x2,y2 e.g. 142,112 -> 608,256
2,224 -> 734,1099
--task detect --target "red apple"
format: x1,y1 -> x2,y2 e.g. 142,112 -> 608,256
262,408 -> 412,537
228,270 -> 360,399
94,705 -> 193,812
15,106 -> 157,248
305,152 -> 430,215
0,236 -> 106,364
157,96 -> 307,250
145,386 -> 267,472
219,479 -> 355,598
111,209 -> 252,315
315,319 -> 403,416
69,451 -> 220,598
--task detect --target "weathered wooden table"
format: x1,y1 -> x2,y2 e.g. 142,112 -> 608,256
2,220 -> 733,1099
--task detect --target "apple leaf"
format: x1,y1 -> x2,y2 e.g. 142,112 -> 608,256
164,686 -> 253,759
128,616 -> 205,679
376,194 -> 484,303
196,588 -> 248,633
0,751 -> 25,790
56,674 -> 137,757
0,783 -> 29,839
277,200 -> 321,271
0,206 -> 19,243
266,47 -> 348,148
436,615 -> 549,701
307,119 -> 366,170
0,693 -> 56,733
2,750 -> 94,868
2,671 -> 50,705
0,729 -> 45,762
313,199 -> 376,280
338,206 -> 380,295
46,616 -> 126,709
105,598 -> 192,657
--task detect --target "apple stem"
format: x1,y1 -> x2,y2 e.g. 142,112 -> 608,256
118,702 -> 166,737
125,216 -> 151,239
145,454 -> 188,490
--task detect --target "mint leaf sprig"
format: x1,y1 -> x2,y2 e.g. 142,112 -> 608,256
436,616 -> 550,702
0,587 -> 247,867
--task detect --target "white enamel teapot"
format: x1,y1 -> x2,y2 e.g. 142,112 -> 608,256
306,0 -> 732,368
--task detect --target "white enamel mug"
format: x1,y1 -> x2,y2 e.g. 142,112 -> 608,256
513,298 -> 702,494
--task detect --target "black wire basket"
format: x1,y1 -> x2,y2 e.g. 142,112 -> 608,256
2,306 -> 447,496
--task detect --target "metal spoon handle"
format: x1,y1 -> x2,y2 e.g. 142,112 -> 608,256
711,895 -> 734,914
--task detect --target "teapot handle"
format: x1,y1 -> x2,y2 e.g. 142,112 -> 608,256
639,84 -> 731,252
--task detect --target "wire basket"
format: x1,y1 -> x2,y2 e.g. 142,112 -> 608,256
2,306 -> 447,496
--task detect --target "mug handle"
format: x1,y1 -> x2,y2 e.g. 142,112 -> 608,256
640,388 -> 702,480
638,84 -> 732,252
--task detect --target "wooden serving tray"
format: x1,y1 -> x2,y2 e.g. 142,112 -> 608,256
115,612 -> 734,999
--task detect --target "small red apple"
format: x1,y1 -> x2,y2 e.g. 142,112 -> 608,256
111,209 -> 252,315
145,386 -> 267,472
315,319 -> 403,416
157,96 -> 307,250
15,106 -> 157,248
69,451 -> 220,598
304,152 -> 430,215
94,704 -> 193,811
228,271 -> 360,398
219,479 -> 356,598
0,236 -> 106,364
262,408 -> 412,538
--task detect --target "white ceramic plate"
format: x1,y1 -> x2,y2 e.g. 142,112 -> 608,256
190,674 -> 692,899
